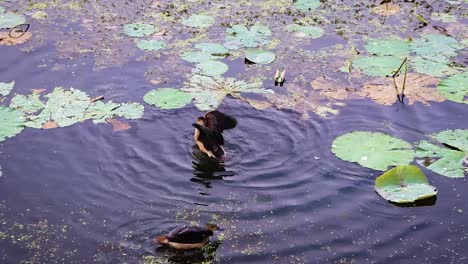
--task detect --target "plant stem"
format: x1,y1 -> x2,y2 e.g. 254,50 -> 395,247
401,58 -> 408,100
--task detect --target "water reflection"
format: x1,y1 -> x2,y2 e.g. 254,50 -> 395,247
155,241 -> 222,264
190,146 -> 236,189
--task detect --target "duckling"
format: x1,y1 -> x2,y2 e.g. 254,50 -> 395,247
154,223 -> 223,250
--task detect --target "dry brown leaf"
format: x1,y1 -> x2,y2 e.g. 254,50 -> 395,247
372,3 -> 400,16
359,73 -> 445,105
0,32 -> 32,46
42,121 -> 58,129
32,88 -> 46,94
106,118 -> 131,132
310,76 -> 352,100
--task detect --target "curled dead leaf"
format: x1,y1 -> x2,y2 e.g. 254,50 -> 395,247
106,118 -> 131,132
42,121 -> 58,129
0,31 -> 32,46
372,3 -> 400,16
360,73 -> 445,105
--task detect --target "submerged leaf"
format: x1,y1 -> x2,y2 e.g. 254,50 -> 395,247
107,118 -> 131,132
144,88 -> 193,109
0,31 -> 32,46
0,107 -> 25,142
310,76 -> 351,100
225,23 -> 271,48
332,131 -> 415,171
416,129 -> 467,178
293,0 -> 321,11
136,40 -> 166,51
360,73 -> 445,105
0,81 -> 14,96
285,24 -> 324,38
437,72 -> 468,104
0,12 -> 26,29
352,56 -> 403,77
123,23 -> 156,37
181,14 -> 214,28
372,3 -> 401,16
244,48 -> 275,64
375,165 -> 437,203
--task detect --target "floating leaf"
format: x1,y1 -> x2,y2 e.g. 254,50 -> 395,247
182,75 -> 273,110
410,34 -> 463,63
360,73 -> 445,105
180,51 -> 215,63
365,39 -> 410,57
10,93 -> 45,114
437,72 -> 468,104
293,0 -> 321,11
194,43 -> 229,56
0,106 -> 25,142
352,56 -> 403,77
372,3 -> 401,16
136,40 -> 166,51
0,81 -> 14,96
375,165 -> 437,203
225,23 -> 271,48
144,88 -> 193,109
410,56 -> 457,77
180,43 -> 229,63
244,48 -> 275,64
416,129 -> 467,178
331,131 -> 415,171
123,23 -> 156,37
0,12 -> 26,29
84,100 -> 121,123
181,14 -> 214,28
0,31 -> 32,46
285,24 -> 324,38
107,118 -> 131,132
112,102 -> 144,120
0,6 -> 5,14
195,60 -> 229,76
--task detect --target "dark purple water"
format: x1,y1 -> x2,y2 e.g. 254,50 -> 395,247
1,0 -> 467,263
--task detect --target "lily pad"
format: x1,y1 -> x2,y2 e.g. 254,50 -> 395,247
182,75 -> 273,110
0,12 -> 26,29
244,48 -> 276,64
365,39 -> 410,57
331,131 -> 415,171
0,106 -> 25,142
352,56 -> 403,77
195,43 -> 229,56
0,6 -> 5,14
123,23 -> 156,37
181,14 -> 214,28
286,24 -> 324,38
225,23 -> 271,48
410,34 -> 463,63
111,102 -> 144,120
195,60 -> 229,76
0,81 -> 14,96
293,0 -> 321,11
180,43 -> 229,63
136,40 -> 166,51
410,56 -> 456,77
437,72 -> 468,104
416,129 -> 467,178
180,51 -> 215,63
375,165 -> 437,203
10,93 -> 45,114
144,88 -> 193,109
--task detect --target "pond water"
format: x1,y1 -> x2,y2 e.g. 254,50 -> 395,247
0,0 -> 467,263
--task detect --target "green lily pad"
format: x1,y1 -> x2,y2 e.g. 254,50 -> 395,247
182,75 -> 273,111
195,43 -> 229,56
136,40 -> 166,51
244,48 -> 276,64
416,129 -> 467,178
180,51 -> 215,63
0,106 -> 25,142
225,23 -> 271,48
437,72 -> 468,104
0,12 -> 26,29
195,60 -> 229,76
180,42 -> 229,63
411,56 -> 456,77
10,93 -> 45,114
84,100 -> 120,123
285,24 -> 324,38
410,34 -> 463,63
123,23 -> 156,37
181,14 -> 214,28
365,39 -> 410,57
0,6 -> 5,14
0,81 -> 14,96
293,0 -> 321,11
375,165 -> 437,203
331,131 -> 415,171
352,56 -> 403,77
144,88 -> 193,109
112,102 -> 144,120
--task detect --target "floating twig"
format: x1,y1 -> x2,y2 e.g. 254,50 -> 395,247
91,95 -> 104,102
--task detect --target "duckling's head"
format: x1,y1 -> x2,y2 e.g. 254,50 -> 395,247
205,223 -> 223,231
196,117 -> 206,126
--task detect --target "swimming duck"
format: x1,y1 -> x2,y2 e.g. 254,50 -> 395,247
154,223 -> 223,250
